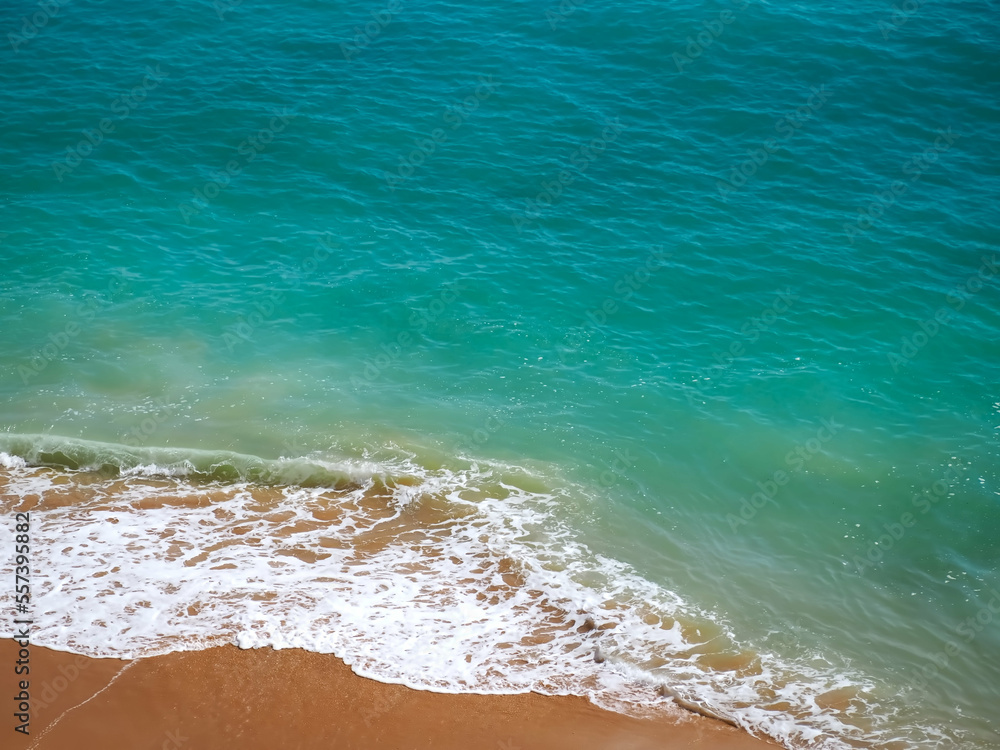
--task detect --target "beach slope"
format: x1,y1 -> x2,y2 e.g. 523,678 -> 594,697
3,641 -> 779,749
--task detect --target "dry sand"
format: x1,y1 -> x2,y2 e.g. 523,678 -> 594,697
3,640 -> 780,750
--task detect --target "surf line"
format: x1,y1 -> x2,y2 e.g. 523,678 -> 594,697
587,615 -> 740,728
656,683 -> 740,728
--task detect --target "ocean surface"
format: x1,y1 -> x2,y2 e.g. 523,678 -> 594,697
1,0 -> 998,747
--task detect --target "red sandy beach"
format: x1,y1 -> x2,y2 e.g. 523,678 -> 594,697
4,641 -> 780,750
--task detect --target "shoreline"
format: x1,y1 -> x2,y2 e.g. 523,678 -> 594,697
3,641 -> 779,749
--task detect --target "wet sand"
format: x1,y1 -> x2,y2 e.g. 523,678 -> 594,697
4,641 -> 780,750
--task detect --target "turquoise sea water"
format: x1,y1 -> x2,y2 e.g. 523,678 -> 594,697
1,1 -> 998,747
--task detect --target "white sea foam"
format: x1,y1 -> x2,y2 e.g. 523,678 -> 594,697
0,440 -> 944,749
0,451 -> 27,470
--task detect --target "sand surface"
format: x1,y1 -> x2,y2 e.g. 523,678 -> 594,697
3,641 -> 780,749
